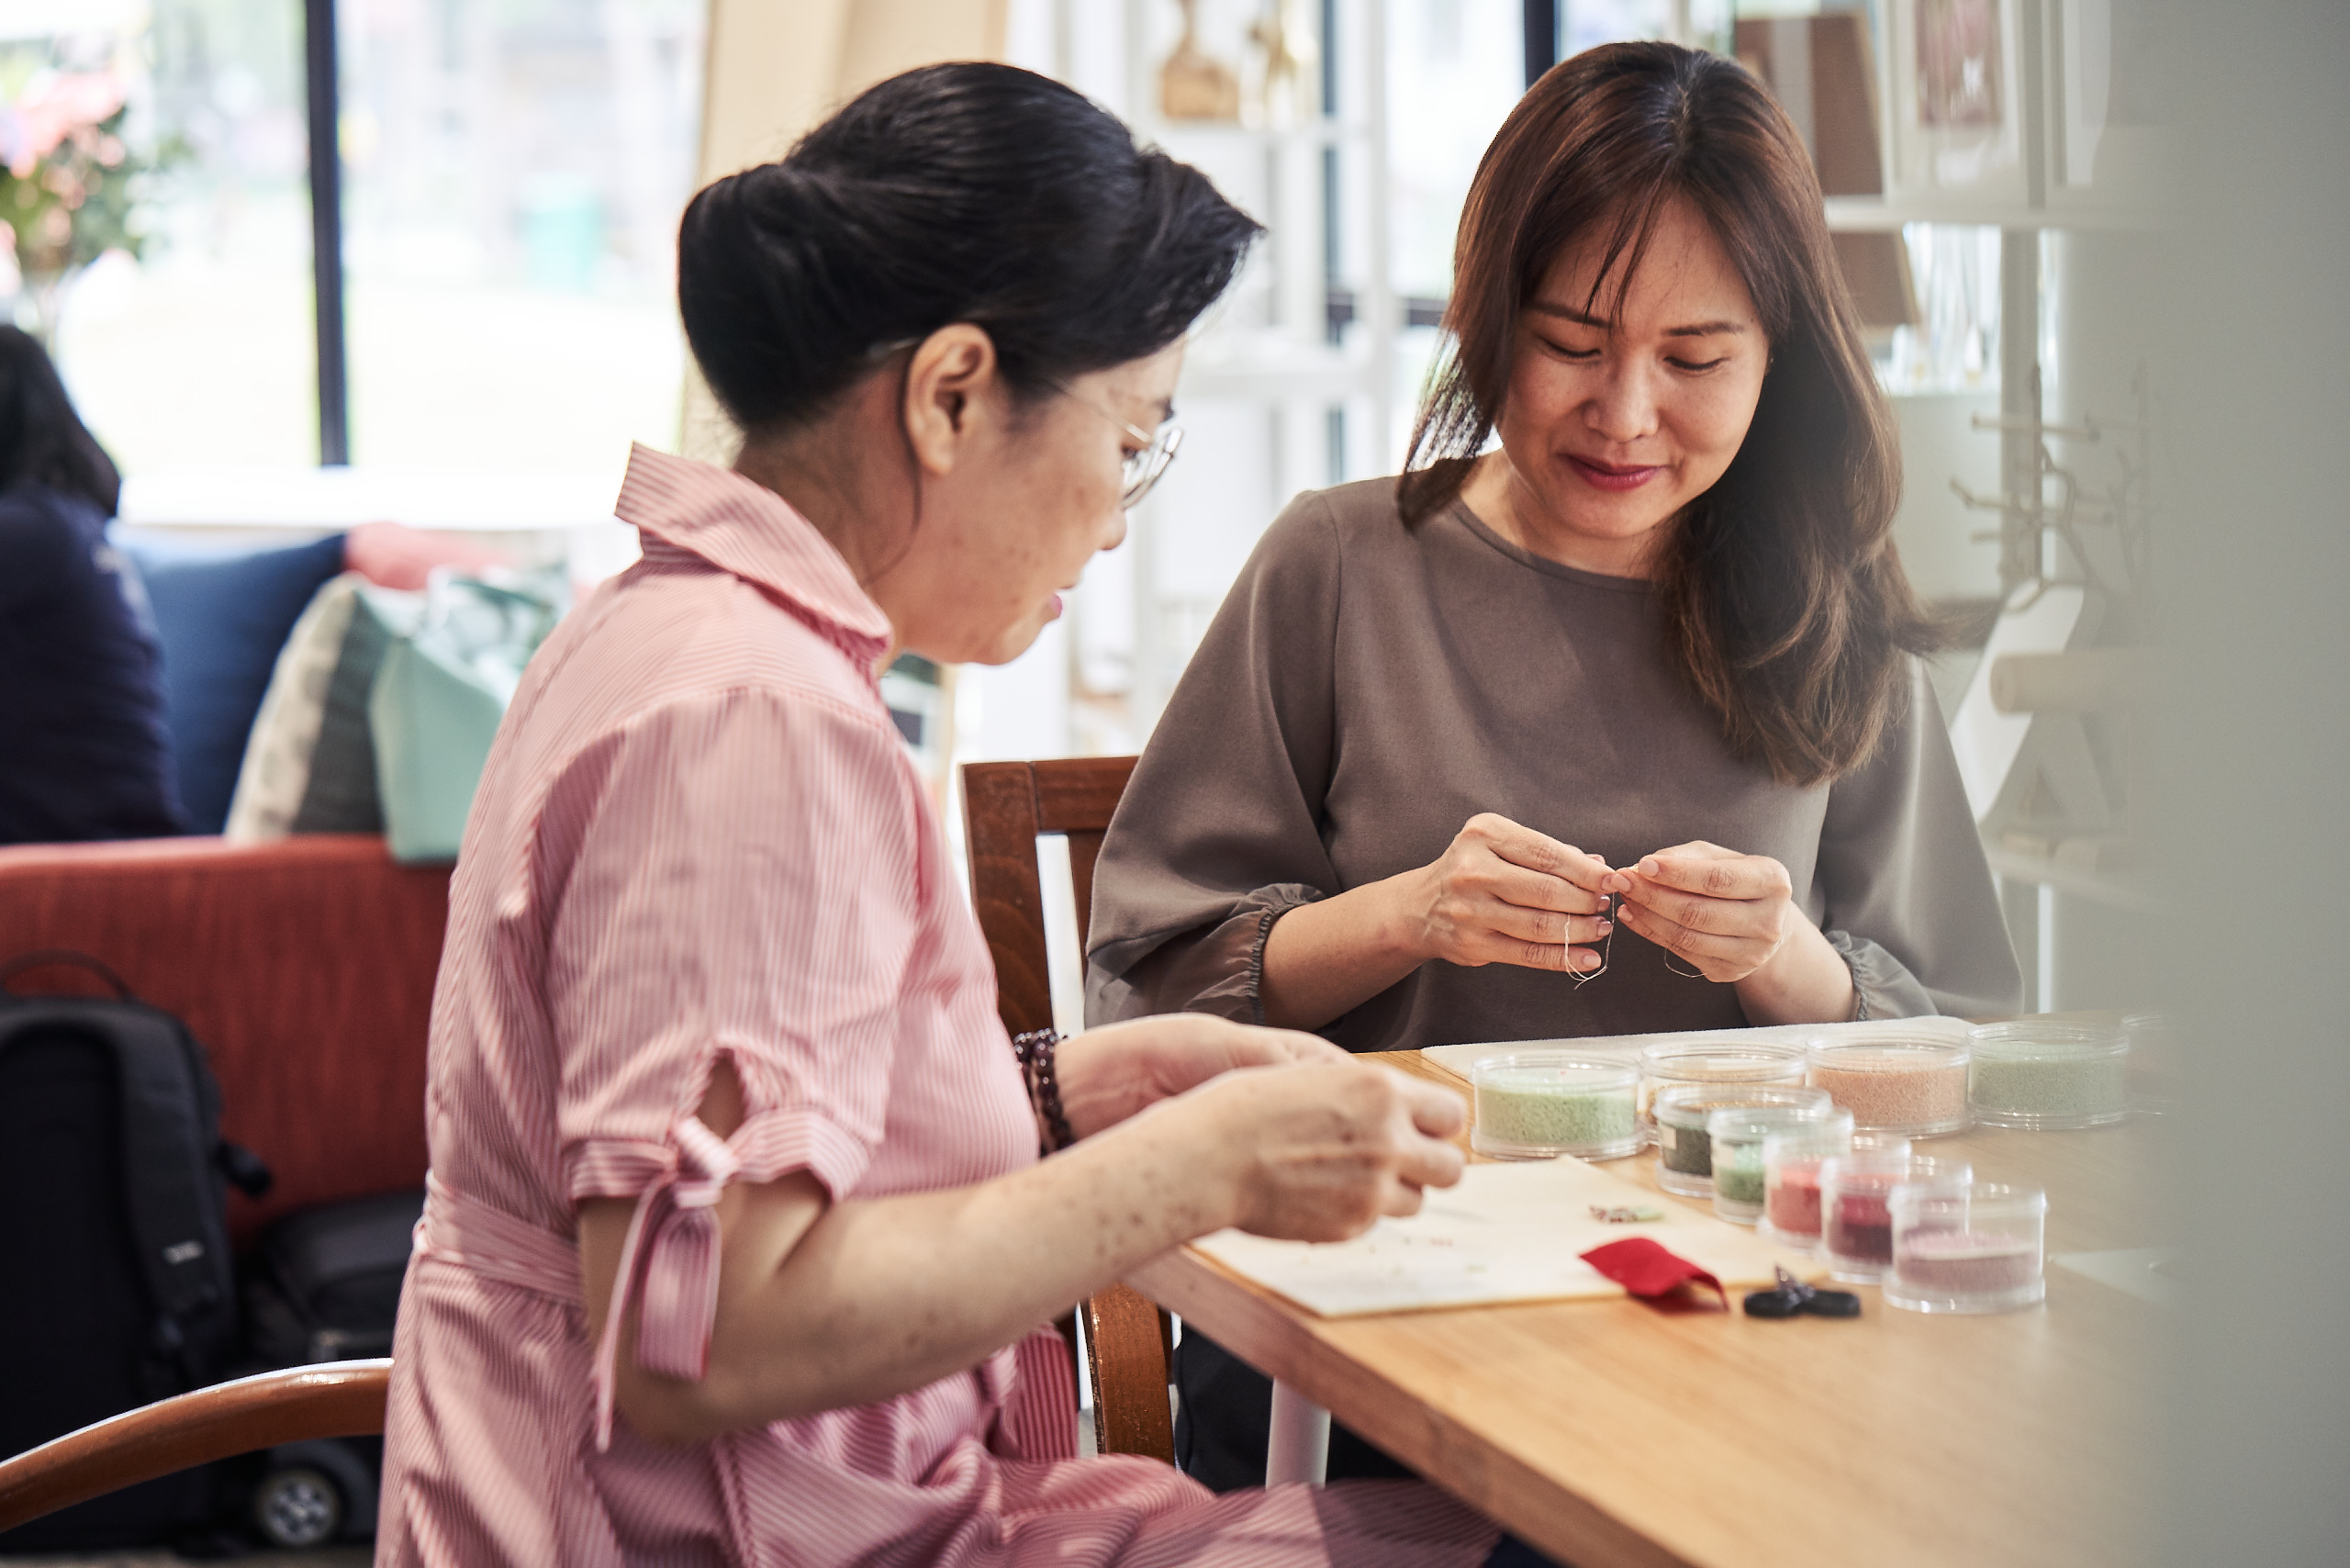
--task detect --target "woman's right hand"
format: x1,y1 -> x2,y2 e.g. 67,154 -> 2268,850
1190,1060 -> 1468,1243
1258,812 -> 1620,1029
1399,812 -> 1618,974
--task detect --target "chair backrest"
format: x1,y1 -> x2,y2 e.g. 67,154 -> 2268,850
961,756 -> 1136,1037
960,756 -> 1177,1465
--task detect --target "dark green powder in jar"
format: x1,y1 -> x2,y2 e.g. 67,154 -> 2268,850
1656,1112 -> 1714,1177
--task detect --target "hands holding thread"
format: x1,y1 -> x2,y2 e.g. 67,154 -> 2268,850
1399,812 -> 1619,974
1399,814 -> 1798,984
1611,839 -> 1798,984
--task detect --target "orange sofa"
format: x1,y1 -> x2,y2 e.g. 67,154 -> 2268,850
0,834 -> 449,1248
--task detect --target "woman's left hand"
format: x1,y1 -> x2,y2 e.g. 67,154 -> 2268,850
1050,1014 -> 1351,1141
1609,841 -> 1798,984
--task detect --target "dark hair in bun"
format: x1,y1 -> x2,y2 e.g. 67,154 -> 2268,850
678,62 -> 1262,437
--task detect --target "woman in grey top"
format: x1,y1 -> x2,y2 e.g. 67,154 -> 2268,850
1085,43 -> 2022,1490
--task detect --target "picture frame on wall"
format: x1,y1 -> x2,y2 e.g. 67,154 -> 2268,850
1885,0 -> 2031,205
1918,0 -> 2002,129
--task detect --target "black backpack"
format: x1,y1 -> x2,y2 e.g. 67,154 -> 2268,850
234,1188 -> 423,1549
0,950 -> 272,1551
247,1187 -> 423,1368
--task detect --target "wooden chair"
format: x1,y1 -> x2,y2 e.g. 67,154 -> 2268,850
0,1360 -> 390,1535
962,756 -> 1179,1465
0,762 -> 1161,1531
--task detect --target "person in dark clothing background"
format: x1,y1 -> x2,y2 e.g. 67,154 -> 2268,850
0,326 -> 189,845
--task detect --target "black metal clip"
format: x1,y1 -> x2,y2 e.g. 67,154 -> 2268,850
1743,1265 -> 1861,1319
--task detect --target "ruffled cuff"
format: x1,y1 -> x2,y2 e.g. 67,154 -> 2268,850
1102,883 -> 1326,1025
567,1103 -> 873,1450
1822,930 -> 1938,1023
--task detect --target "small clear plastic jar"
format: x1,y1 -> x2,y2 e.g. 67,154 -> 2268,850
1806,1029 -> 1973,1137
1652,1081 -> 1831,1199
1761,1126 -> 1908,1251
1471,1054 -> 1641,1160
1967,1021 -> 2131,1129
1818,1150 -> 1972,1282
1636,1037 -> 1807,1142
2121,1011 -> 2176,1114
1710,1103 -> 1852,1225
1886,1182 -> 2048,1314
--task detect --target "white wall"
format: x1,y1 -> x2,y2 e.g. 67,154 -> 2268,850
1887,391 -> 2004,603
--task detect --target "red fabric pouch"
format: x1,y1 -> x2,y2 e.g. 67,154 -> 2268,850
1581,1238 -> 1728,1307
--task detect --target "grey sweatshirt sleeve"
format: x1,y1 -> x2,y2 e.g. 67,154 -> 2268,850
1084,495 -> 1343,1025
1814,660 -> 2026,1020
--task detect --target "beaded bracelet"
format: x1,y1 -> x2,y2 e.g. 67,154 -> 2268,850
1011,1029 -> 1076,1156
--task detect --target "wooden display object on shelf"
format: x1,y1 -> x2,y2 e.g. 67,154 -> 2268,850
961,755 -> 1175,1464
1739,14 -> 1919,330
1247,0 -> 1319,128
1160,0 -> 1240,121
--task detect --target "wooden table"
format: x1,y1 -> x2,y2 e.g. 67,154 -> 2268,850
1128,1049 -> 2168,1568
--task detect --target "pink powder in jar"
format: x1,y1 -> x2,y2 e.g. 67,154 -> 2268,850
1825,1182 -> 1895,1265
1766,1159 -> 1825,1238
1895,1231 -> 2039,1294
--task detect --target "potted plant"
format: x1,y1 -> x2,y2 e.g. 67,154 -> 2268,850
0,67 -> 175,343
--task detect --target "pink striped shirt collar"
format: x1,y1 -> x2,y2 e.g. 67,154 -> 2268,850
613,442 -> 893,666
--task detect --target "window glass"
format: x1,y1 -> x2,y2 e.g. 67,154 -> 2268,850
337,0 -> 706,469
42,0 -> 322,472
1386,0 -> 1521,462
1565,0 -> 1731,54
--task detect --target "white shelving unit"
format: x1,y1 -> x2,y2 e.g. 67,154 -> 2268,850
1111,0 -> 1399,734
1803,0 -> 2161,1009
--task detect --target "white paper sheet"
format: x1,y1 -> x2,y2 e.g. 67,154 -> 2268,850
1189,1158 -> 1822,1318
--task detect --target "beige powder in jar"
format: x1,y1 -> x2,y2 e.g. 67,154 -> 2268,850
1807,1047 -> 1970,1133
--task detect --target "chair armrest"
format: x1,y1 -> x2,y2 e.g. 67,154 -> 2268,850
1085,1284 -> 1176,1463
0,1360 -> 391,1533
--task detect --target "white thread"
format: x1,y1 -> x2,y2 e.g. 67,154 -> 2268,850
1571,892 -> 1618,988
1572,890 -> 1708,982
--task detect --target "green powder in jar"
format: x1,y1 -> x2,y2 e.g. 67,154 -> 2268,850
1479,1081 -> 1637,1151
1969,1051 -> 2128,1125
1715,1150 -> 1767,1205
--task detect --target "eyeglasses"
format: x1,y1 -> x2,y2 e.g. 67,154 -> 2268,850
1051,381 -> 1184,510
867,339 -> 1184,509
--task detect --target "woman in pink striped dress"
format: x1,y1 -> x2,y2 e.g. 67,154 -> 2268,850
376,64 -> 1522,1567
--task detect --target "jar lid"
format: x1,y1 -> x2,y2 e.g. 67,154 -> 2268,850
1805,1036 -> 1971,1071
1472,1052 -> 1639,1092
1654,1081 -> 1831,1127
1889,1180 -> 2046,1218
1637,1037 -> 1806,1081
1818,1150 -> 1973,1187
1965,1021 -> 2129,1060
1708,1102 -> 1845,1140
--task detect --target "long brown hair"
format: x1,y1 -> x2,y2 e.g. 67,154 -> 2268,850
1401,41 -> 1937,786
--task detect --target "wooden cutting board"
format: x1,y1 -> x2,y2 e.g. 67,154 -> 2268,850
1189,1156 -> 1824,1318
